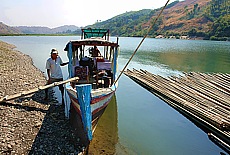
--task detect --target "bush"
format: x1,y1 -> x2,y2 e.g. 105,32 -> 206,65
210,36 -> 228,41
210,36 -> 217,40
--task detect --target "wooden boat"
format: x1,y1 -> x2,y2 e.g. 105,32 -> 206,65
63,28 -> 119,147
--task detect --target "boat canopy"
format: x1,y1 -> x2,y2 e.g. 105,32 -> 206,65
64,28 -> 119,51
64,38 -> 119,51
81,29 -> 109,39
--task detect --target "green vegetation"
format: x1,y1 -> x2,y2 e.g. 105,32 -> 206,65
178,0 -> 229,40
0,33 -> 80,36
1,0 -> 229,40
87,9 -> 154,37
181,0 -> 230,40
165,0 -> 180,9
89,0 -> 229,40
207,0 -> 230,40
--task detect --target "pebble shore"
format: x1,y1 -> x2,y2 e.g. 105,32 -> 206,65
0,41 -> 83,154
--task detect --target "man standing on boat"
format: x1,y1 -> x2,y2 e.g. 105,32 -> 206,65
92,46 -> 101,57
44,48 -> 68,105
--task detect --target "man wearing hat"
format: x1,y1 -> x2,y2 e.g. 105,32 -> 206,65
44,48 -> 68,104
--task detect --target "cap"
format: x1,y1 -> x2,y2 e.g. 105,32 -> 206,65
51,48 -> 58,54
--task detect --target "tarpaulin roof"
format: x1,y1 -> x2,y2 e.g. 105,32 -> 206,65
82,29 -> 109,39
64,37 -> 119,51
64,28 -> 119,51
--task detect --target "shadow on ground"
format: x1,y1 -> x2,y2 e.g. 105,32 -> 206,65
23,90 -> 84,155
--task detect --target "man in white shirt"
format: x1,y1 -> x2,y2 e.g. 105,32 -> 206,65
44,48 -> 68,104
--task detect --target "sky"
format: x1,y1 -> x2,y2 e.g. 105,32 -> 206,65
1,0 -> 174,28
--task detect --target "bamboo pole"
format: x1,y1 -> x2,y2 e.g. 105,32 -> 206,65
178,76 -> 230,110
168,77 -> 230,118
142,71 -> 230,118
134,70 -> 228,121
188,72 -> 230,94
124,70 -> 230,130
185,73 -> 230,107
128,71 -> 224,126
0,77 -> 79,102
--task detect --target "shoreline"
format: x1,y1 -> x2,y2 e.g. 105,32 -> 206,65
0,41 -> 47,98
0,41 -> 83,154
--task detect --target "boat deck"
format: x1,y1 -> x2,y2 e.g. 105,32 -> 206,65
124,69 -> 230,151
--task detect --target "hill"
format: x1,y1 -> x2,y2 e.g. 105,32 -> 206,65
86,9 -> 154,37
14,26 -> 51,34
51,25 -> 81,34
0,22 -> 21,34
15,25 -> 80,34
88,0 -> 230,40
1,0 -> 229,40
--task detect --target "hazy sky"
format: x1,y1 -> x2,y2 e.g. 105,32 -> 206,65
1,0 -> 173,28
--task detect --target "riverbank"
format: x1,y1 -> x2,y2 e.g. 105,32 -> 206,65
0,41 -> 83,154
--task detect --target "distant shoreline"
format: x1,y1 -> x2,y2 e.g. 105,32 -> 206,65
0,34 -> 80,36
0,40 -> 47,98
1,34 -> 229,41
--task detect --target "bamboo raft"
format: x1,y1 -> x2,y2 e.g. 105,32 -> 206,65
124,69 -> 230,148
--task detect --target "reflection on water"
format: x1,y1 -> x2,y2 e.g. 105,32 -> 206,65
140,51 -> 230,73
88,95 -> 118,154
119,38 -> 230,74
88,95 -> 135,154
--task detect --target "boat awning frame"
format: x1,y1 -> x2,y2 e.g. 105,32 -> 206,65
64,38 -> 119,51
81,29 -> 109,39
64,28 -> 119,51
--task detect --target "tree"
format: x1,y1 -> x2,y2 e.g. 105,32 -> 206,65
210,15 -> 230,37
188,28 -> 197,36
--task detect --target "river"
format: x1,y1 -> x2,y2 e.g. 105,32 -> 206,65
0,36 -> 229,155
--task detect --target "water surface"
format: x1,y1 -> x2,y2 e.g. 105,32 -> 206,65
1,36 -> 229,155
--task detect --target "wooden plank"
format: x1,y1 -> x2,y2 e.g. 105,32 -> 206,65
0,77 -> 79,102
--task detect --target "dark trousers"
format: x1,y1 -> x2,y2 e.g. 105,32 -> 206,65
45,78 -> 64,98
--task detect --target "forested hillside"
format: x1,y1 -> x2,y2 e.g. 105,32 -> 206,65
88,0 -> 230,40
88,9 -> 154,37
1,0 -> 229,40
206,0 -> 230,39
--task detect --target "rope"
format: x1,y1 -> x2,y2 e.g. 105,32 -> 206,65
113,0 -> 171,85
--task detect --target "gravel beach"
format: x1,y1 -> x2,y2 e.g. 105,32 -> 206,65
0,41 -> 84,154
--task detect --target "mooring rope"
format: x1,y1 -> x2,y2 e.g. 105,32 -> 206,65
113,0 -> 171,85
